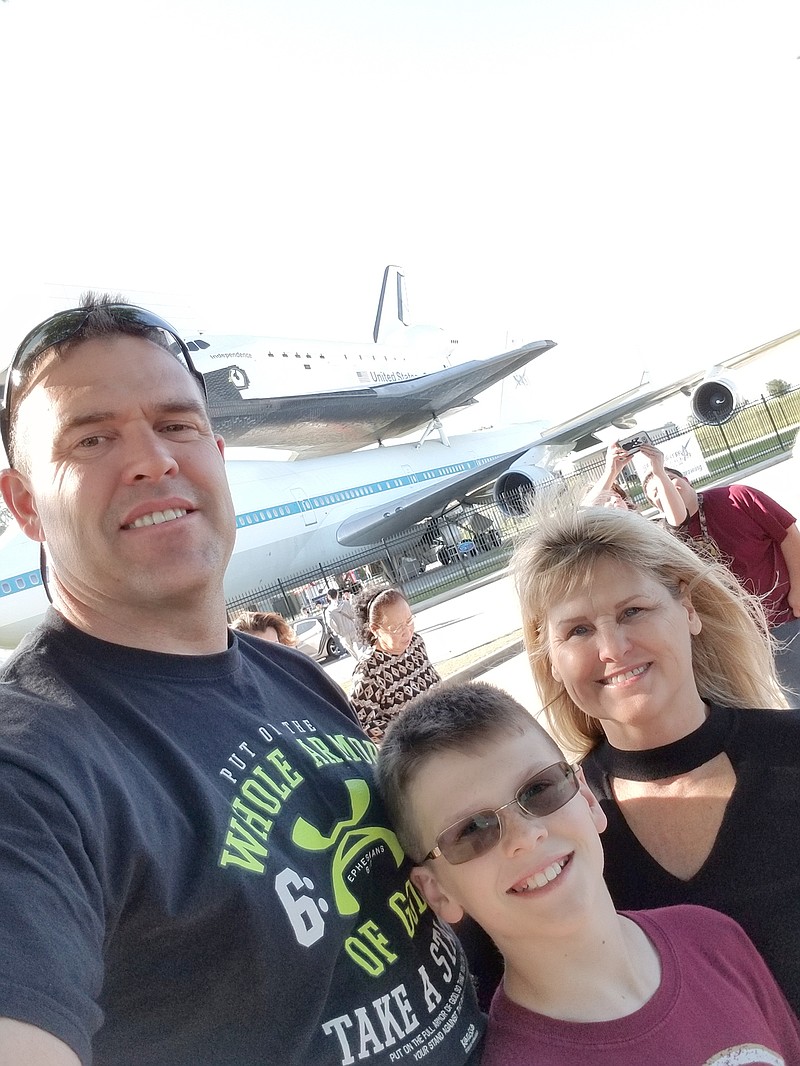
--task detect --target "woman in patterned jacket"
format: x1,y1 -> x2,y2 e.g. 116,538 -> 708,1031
350,586 -> 440,743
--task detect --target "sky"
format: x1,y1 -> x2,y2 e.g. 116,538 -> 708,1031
1,0 -> 798,425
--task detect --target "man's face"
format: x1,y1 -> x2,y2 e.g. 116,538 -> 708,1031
4,335 -> 236,617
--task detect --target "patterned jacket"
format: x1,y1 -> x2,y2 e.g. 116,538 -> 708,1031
349,632 -> 441,743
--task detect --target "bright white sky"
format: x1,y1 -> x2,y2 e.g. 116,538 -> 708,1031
1,0 -> 798,424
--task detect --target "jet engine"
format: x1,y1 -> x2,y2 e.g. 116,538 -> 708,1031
493,452 -> 555,516
690,372 -> 740,425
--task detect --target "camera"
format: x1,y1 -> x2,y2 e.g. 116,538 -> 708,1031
618,431 -> 652,453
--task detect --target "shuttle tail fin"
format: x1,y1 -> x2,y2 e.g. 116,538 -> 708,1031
373,265 -> 410,343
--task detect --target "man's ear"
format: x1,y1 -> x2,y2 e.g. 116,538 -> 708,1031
0,468 -> 45,543
410,865 -> 465,925
574,765 -> 607,834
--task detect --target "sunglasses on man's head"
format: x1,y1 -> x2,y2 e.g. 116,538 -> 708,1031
0,304 -> 207,463
423,761 -> 579,865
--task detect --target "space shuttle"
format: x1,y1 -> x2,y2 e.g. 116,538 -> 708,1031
188,266 -> 556,455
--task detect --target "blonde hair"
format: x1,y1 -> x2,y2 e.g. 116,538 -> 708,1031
513,501 -> 786,757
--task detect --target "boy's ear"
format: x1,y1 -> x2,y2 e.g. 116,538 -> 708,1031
410,865 -> 465,925
575,765 -> 607,834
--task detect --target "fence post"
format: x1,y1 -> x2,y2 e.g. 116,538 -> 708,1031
760,394 -> 786,451
712,418 -> 738,470
277,579 -> 293,620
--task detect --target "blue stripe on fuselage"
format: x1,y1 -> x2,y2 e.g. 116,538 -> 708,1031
0,453 -> 506,596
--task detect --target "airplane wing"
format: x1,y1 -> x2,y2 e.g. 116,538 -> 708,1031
337,326 -> 800,545
535,325 -> 800,448
336,447 -> 530,545
206,338 -> 557,455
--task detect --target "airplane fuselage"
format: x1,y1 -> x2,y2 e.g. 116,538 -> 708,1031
0,421 -> 551,649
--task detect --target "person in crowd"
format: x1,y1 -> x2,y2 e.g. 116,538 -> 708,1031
512,501 -> 800,1016
350,585 -> 440,743
581,439 -> 678,512
376,680 -> 800,1065
0,296 -> 484,1065
230,608 -> 297,645
324,587 -> 363,658
580,441 -> 638,510
642,452 -> 800,706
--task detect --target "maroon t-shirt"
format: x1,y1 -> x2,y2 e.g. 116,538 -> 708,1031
679,485 -> 795,625
484,906 -> 800,1065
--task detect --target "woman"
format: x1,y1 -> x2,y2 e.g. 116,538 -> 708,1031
350,586 -> 440,743
230,610 -> 297,646
512,503 -> 800,1014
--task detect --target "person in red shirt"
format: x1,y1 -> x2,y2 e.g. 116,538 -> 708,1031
643,454 -> 800,707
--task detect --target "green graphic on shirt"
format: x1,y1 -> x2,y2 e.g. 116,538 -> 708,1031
292,778 -> 405,916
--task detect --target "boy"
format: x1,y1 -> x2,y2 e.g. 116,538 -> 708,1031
376,680 -> 800,1065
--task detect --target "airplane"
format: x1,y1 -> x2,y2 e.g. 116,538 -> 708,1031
0,321 -> 797,649
187,265 -> 556,455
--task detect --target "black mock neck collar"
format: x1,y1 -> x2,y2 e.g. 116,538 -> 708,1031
593,705 -> 728,781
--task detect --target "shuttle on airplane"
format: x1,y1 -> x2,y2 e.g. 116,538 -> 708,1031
188,265 -> 556,455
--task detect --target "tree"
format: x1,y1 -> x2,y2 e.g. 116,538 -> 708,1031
765,378 -> 792,398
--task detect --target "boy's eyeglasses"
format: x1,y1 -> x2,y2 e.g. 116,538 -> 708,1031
423,762 -> 579,865
1,304 -> 207,462
380,617 -> 414,636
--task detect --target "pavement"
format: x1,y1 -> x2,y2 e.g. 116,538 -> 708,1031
322,451 -> 800,714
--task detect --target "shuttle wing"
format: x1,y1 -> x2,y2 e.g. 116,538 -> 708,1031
206,339 -> 557,455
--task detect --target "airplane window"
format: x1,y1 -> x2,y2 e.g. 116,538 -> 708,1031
2,583 -> 10,594
268,352 -> 275,358
195,339 -> 210,349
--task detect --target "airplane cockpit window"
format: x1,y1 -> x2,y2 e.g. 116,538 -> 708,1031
185,339 -> 211,351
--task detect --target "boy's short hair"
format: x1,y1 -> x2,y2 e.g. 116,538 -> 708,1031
376,680 -> 561,863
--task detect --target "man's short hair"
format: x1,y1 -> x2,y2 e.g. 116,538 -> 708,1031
6,292 -> 205,468
376,680 -> 560,863
327,588 -> 340,601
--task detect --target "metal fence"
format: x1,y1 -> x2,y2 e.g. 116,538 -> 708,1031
226,386 -> 800,621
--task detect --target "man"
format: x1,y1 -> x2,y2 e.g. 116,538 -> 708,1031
325,587 -> 362,658
643,453 -> 800,707
0,298 -> 484,1065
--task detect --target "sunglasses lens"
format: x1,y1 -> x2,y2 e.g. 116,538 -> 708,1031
518,762 -> 578,818
8,309 -> 91,390
438,811 -> 501,865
